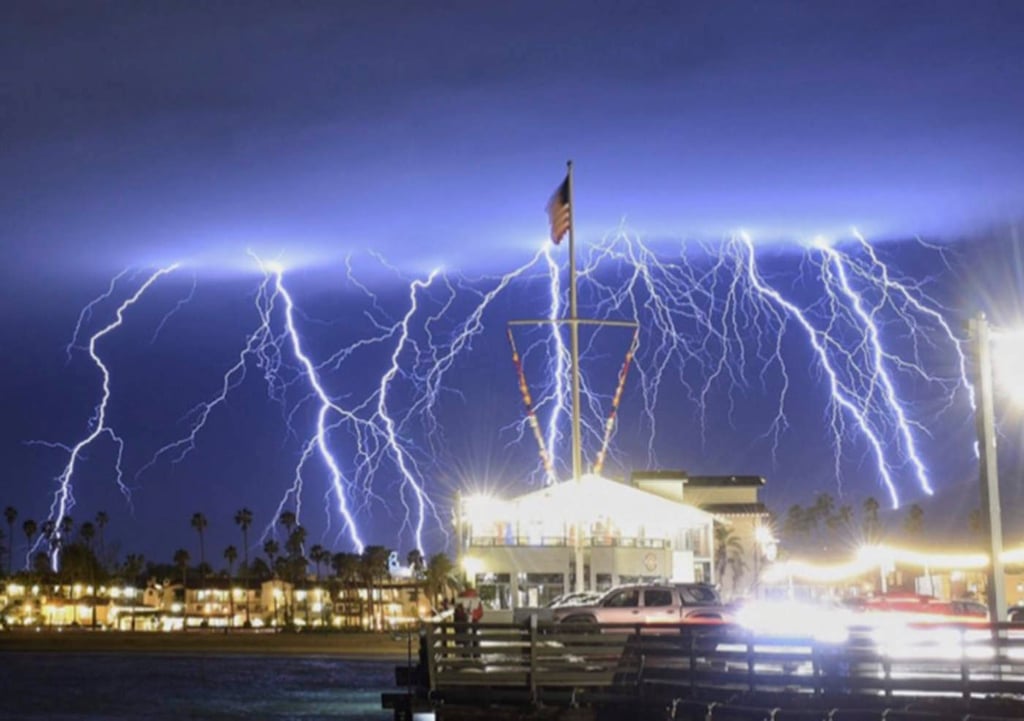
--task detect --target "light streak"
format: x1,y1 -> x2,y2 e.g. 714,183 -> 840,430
41,264 -> 179,568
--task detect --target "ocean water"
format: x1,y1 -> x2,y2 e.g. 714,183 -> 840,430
0,653 -> 398,720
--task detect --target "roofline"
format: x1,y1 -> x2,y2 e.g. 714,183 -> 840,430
630,471 -> 765,487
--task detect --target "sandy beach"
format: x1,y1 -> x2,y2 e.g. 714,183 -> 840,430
0,627 -> 416,659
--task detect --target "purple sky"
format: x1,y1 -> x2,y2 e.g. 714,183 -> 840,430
1,1 -> 1023,566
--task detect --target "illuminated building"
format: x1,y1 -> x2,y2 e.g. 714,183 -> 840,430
456,473 -> 720,611
632,471 -> 772,599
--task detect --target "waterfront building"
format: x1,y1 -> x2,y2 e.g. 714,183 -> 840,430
455,473 -> 726,611
631,471 -> 773,600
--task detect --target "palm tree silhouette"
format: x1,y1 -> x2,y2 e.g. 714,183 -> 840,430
22,519 -> 37,572
263,539 -> 279,575
233,508 -> 253,626
190,512 -> 208,577
224,545 -> 238,628
360,545 -> 391,631
79,522 -> 96,551
425,553 -> 454,610
172,548 -> 190,631
95,511 -> 108,567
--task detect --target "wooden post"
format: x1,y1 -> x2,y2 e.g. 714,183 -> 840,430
528,614 -> 538,704
426,623 -> 438,692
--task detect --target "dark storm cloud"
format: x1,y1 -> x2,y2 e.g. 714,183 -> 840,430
1,1 -> 1022,273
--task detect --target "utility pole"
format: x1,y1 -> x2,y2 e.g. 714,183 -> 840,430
971,313 -> 1007,622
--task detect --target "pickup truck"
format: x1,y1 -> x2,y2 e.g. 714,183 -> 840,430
551,583 -> 728,627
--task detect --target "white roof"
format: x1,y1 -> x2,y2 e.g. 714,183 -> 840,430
474,473 -> 714,531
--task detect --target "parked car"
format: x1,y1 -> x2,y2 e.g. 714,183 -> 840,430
552,583 -> 728,627
545,591 -> 604,608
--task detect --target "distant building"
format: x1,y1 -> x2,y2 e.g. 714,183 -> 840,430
631,471 -> 772,599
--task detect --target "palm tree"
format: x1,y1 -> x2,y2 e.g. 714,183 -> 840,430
333,552 -> 361,585
824,504 -> 854,550
4,506 -> 17,576
233,507 -> 253,626
714,523 -> 743,590
22,519 -> 37,572
904,504 -> 924,538
190,512 -> 208,575
95,511 -> 108,566
310,544 -> 326,581
727,548 -> 748,590
360,545 -> 391,630
121,553 -> 145,584
279,509 -> 296,539
425,553 -> 454,610
810,493 -> 835,541
224,545 -> 238,576
782,504 -> 809,546
863,496 -> 881,544
224,545 -> 238,628
284,526 -> 307,561
58,516 -> 73,555
406,549 -> 425,577
263,539 -> 280,575
79,521 -> 96,550
41,520 -> 55,553
57,516 -> 73,569
173,548 -> 190,631
233,508 -> 253,568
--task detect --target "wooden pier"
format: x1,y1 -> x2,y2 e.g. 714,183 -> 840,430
382,619 -> 1024,720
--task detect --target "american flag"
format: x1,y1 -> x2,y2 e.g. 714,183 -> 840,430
546,176 -> 571,244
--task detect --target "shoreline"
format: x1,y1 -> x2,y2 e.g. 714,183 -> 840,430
0,628 -> 417,659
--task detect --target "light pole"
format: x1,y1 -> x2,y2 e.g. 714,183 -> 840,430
970,313 -> 1007,622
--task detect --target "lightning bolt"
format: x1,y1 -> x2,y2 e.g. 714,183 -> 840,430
135,271 -> 279,479
560,228 -> 970,507
37,227 -> 975,557
268,259 -> 368,554
735,234 -> 902,507
815,238 -> 933,495
543,245 -> 568,483
377,270 -> 441,553
65,268 -> 131,362
41,264 -> 179,567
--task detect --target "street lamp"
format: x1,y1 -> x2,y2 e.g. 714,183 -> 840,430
970,313 -> 1022,623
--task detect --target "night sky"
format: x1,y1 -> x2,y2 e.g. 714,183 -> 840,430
2,1 -> 1023,567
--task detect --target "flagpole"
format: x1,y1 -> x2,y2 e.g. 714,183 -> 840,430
566,159 -> 585,594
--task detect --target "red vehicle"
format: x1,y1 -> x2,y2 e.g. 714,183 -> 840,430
852,593 -> 988,624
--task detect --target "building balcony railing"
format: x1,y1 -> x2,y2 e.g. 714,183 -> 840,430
468,535 -> 669,549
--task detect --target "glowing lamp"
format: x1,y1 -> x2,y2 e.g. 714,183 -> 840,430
992,328 -> 1024,406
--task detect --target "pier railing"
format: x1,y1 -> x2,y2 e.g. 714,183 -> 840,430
421,619 -> 1024,702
